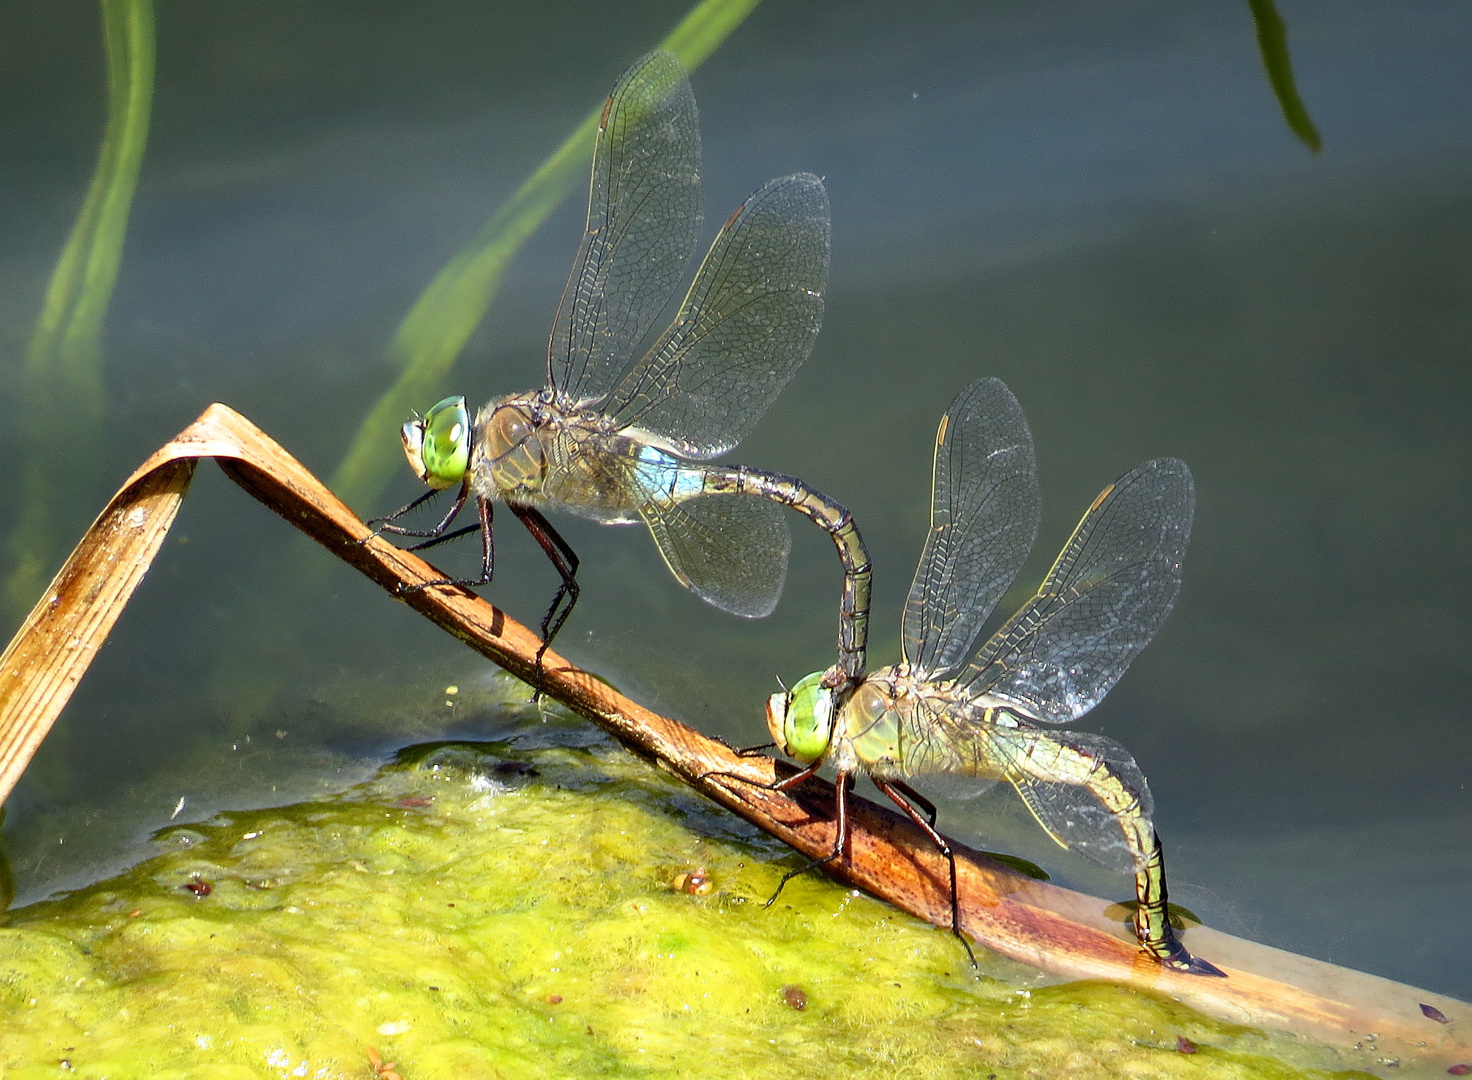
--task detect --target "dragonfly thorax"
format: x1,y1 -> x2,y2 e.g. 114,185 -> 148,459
830,667 -> 1009,781
475,396 -> 550,498
825,677 -> 901,776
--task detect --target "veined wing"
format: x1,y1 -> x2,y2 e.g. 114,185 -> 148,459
962,458 -> 1194,724
548,51 -> 702,403
902,378 -> 1039,679
991,725 -> 1155,874
639,486 -> 792,618
887,692 -> 1004,800
604,173 -> 830,459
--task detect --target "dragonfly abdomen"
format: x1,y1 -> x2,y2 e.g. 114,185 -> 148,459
699,465 -> 871,682
997,723 -> 1147,818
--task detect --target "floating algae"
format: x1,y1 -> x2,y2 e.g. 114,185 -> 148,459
0,703 -> 1375,1079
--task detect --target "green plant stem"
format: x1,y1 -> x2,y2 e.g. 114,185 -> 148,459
6,0 -> 155,619
1246,0 -> 1322,153
330,0 -> 763,509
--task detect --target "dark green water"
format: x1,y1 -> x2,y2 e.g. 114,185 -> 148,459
2,0 -> 1469,1005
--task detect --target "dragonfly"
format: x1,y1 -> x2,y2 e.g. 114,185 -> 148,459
371,51 -> 870,688
761,377 -> 1224,977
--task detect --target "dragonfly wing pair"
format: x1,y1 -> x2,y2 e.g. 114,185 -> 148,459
901,380 -> 1193,873
991,726 -> 1155,875
548,51 -> 702,405
961,458 -> 1195,726
640,490 -> 790,618
546,55 -> 830,619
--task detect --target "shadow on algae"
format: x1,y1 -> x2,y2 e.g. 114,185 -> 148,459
1,684 -> 1371,1080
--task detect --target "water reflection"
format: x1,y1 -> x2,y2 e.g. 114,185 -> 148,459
1,0 -> 1469,1000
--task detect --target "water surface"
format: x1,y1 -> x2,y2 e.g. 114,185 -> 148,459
1,0 -> 1468,1000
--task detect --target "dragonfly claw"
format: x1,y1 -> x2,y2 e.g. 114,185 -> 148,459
1172,953 -> 1227,978
1150,938 -> 1227,978
817,666 -> 863,704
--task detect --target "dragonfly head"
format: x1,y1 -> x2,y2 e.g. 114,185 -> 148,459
483,400 -> 547,491
402,396 -> 471,490
766,671 -> 835,764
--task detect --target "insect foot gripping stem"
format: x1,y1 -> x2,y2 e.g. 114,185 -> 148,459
1134,831 -> 1226,978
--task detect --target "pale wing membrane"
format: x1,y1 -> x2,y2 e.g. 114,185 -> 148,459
963,458 -> 1194,724
548,51 -> 702,402
992,726 -> 1154,874
640,493 -> 792,617
605,173 -> 830,459
892,695 -> 1003,799
907,772 -> 998,801
902,378 -> 1040,679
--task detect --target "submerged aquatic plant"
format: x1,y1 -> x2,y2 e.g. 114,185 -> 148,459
5,0 -> 155,620
1246,0 -> 1323,152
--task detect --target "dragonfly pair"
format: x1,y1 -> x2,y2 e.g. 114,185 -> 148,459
370,52 -> 1221,978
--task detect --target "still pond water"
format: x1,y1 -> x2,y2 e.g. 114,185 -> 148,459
1,0 -> 1469,1001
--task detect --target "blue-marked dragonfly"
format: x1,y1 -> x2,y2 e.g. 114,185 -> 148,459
373,52 -> 869,689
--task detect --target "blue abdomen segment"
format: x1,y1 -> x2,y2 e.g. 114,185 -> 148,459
633,445 -> 708,504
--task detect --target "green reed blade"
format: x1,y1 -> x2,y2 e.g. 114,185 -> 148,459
6,0 -> 155,619
1246,0 -> 1322,153
330,0 -> 763,509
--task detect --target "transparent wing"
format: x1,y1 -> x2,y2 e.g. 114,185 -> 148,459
891,692 -> 1002,793
993,726 -> 1154,874
640,493 -> 792,617
962,458 -> 1195,724
548,51 -> 702,403
904,772 -> 998,802
604,173 -> 830,459
902,378 -> 1039,679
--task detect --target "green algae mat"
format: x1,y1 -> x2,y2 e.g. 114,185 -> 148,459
0,700 -> 1374,1079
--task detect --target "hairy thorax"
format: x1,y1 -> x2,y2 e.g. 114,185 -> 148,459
470,392 -> 648,524
832,665 -> 1008,782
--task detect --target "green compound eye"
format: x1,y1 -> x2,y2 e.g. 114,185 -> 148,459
766,671 -> 835,763
402,396 -> 470,489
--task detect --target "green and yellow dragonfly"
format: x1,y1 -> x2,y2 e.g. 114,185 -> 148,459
372,51 -> 869,688
764,378 -> 1223,976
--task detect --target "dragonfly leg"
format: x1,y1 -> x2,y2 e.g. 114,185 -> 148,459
876,780 -> 977,968
509,504 -> 580,686
366,478 -> 470,539
408,522 -> 481,553
696,756 -> 820,793
1133,830 -> 1225,977
768,759 -> 823,792
403,496 -> 495,592
699,764 -> 875,919
890,780 -> 939,828
767,770 -> 851,907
